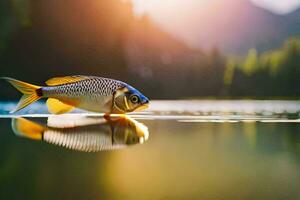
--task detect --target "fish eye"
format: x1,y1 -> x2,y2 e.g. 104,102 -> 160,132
130,95 -> 140,104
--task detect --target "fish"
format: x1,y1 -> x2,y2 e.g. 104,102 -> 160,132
11,115 -> 149,152
1,75 -> 149,114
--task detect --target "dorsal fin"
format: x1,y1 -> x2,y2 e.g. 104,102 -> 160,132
45,75 -> 89,86
46,98 -> 75,114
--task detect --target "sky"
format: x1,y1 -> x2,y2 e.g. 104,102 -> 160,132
132,0 -> 300,16
251,0 -> 300,14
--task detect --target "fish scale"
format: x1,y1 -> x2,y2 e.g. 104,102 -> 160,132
41,77 -> 126,112
44,77 -> 125,98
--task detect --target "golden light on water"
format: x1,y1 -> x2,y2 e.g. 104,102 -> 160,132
98,122 -> 300,199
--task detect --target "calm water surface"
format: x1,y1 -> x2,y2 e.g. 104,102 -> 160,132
0,100 -> 299,200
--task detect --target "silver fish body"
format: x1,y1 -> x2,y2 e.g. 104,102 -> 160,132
2,75 -> 149,114
42,77 -> 125,113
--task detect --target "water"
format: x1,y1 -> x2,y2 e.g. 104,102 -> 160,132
0,100 -> 299,200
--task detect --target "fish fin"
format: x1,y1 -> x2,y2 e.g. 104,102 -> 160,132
11,118 -> 45,140
45,75 -> 88,86
46,98 -> 75,114
1,77 -> 42,113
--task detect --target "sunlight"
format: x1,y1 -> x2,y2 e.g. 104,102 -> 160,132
132,0 -> 210,17
132,0 -> 300,17
130,0 -> 215,43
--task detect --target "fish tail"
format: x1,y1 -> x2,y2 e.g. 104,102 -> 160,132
1,77 -> 42,113
11,118 -> 45,140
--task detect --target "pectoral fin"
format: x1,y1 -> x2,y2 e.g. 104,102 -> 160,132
46,98 -> 75,114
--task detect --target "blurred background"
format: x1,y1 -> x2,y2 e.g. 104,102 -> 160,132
0,2 -> 300,199
0,0 -> 300,99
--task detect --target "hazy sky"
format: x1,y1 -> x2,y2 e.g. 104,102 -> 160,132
131,0 -> 300,50
132,0 -> 300,16
252,0 -> 300,14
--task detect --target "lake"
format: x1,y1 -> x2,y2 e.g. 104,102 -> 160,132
0,100 -> 299,200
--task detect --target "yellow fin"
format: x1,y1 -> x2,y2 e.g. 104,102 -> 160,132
1,77 -> 42,113
12,118 -> 45,140
46,98 -> 75,114
45,75 -> 88,86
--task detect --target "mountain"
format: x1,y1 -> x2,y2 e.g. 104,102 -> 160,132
124,15 -> 212,98
125,15 -> 204,73
150,0 -> 300,54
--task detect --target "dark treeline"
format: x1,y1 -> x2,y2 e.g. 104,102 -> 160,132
226,38 -> 300,98
0,0 -> 299,99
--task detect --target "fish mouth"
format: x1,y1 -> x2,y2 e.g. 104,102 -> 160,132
134,101 -> 149,112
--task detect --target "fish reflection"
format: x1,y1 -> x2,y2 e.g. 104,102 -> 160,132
11,115 -> 149,152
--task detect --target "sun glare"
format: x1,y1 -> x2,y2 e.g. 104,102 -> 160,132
132,0 -> 211,16
132,0 -> 300,17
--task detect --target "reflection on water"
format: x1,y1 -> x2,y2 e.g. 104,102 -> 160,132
11,115 -> 149,152
0,101 -> 299,200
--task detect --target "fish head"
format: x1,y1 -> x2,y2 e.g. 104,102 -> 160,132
112,116 -> 149,145
113,85 -> 149,113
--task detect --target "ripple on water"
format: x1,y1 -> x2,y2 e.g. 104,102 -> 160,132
0,100 -> 299,122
